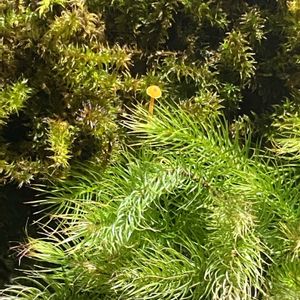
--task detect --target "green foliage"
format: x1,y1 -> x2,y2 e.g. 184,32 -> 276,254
0,0 -> 129,185
269,93 -> 300,160
1,0 -> 299,185
1,1 -> 300,299
1,104 -> 300,299
269,260 -> 300,299
37,0 -> 68,16
219,30 -> 256,86
46,119 -> 76,168
0,80 -> 31,125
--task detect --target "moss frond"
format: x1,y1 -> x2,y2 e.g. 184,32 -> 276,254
2,104 -> 299,299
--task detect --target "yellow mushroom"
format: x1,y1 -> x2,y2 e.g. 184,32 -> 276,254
146,85 -> 162,115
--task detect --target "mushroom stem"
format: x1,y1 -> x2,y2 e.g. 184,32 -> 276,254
149,97 -> 155,115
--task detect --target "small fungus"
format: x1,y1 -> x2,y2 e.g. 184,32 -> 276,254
146,85 -> 162,115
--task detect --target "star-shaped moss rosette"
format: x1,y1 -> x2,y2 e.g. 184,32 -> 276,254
146,85 -> 162,115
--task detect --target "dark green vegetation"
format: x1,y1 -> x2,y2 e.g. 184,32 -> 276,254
1,0 -> 299,185
0,0 -> 300,299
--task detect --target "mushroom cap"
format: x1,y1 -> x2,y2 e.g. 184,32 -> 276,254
146,85 -> 162,98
